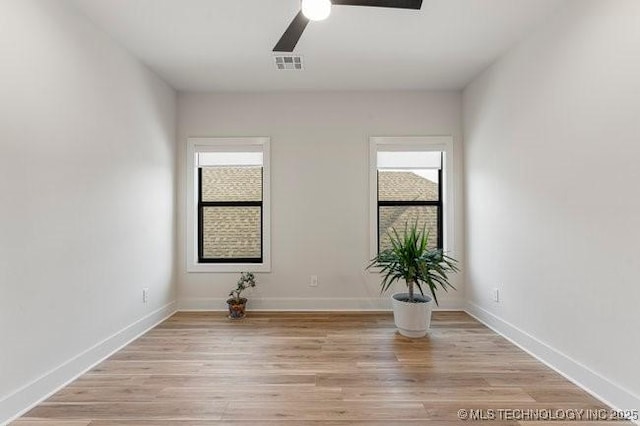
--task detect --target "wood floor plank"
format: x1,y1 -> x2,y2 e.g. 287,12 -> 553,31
10,421 -> 91,426
13,312 -> 628,424
221,401 -> 428,421
47,385 -> 344,403
23,402 -> 227,420
341,386 -> 536,403
85,422 -> 516,426
523,386 -> 604,404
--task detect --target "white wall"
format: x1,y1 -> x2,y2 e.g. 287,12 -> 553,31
0,0 -> 177,422
464,0 -> 640,410
177,91 -> 464,310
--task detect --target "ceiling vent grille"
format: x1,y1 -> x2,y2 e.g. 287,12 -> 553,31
274,54 -> 303,70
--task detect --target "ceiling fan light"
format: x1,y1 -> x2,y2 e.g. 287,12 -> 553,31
301,0 -> 331,21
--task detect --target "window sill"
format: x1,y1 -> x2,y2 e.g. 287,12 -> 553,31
186,262 -> 271,273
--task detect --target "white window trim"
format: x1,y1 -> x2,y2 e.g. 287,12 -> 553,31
186,137 -> 271,273
369,136 -> 455,263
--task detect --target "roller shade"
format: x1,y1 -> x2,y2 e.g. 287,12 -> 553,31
377,151 -> 442,170
197,152 -> 263,167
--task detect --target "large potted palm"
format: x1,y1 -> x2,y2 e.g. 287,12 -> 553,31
368,222 -> 459,337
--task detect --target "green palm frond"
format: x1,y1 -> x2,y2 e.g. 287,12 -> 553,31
367,220 -> 459,305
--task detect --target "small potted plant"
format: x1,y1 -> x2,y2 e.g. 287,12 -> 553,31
227,272 -> 256,320
367,222 -> 459,337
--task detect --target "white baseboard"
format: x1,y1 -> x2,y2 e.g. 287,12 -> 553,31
178,297 -> 465,312
0,302 -> 177,426
466,302 -> 640,422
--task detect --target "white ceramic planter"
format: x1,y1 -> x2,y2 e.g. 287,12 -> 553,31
391,292 -> 433,338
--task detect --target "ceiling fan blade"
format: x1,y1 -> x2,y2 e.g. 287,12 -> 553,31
331,0 -> 422,9
273,11 -> 310,52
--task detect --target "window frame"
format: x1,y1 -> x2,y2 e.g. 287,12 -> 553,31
369,136 -> 455,262
186,137 -> 271,273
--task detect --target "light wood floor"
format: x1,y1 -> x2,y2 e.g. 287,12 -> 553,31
13,311 -> 626,425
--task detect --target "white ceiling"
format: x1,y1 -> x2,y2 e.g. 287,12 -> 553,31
71,0 -> 566,91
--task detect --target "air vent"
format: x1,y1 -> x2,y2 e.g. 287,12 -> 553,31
274,54 -> 303,70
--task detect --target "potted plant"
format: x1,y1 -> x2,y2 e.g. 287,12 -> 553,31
227,272 -> 256,320
367,222 -> 459,337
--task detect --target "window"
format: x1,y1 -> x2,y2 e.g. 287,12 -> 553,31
378,151 -> 442,251
187,138 -> 270,272
370,137 -> 454,259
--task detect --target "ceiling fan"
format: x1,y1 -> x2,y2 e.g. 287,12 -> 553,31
273,0 -> 423,52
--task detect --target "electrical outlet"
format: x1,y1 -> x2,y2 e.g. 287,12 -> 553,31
142,288 -> 149,303
492,288 -> 500,303
310,275 -> 318,287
